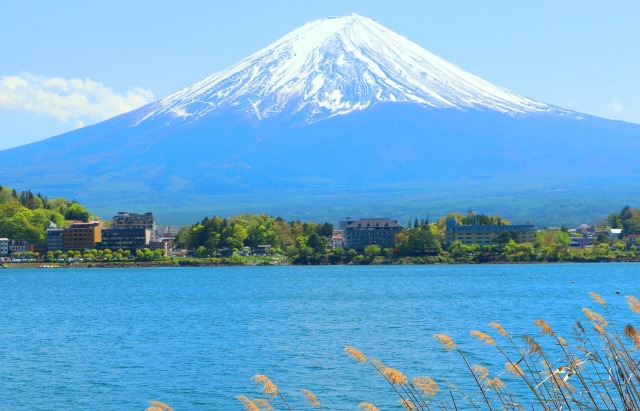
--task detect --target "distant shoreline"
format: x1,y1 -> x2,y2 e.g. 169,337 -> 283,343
2,258 -> 636,269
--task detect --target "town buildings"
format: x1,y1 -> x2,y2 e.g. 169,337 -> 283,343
100,211 -> 171,253
107,211 -> 173,253
2,211 -> 167,257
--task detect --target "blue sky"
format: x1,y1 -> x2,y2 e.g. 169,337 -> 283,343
1,0 -> 638,150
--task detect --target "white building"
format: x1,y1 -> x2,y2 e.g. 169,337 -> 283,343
610,228 -> 623,242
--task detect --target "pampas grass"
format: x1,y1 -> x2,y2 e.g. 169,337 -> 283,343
358,402 -> 380,411
144,400 -> 173,411
153,292 -> 640,410
300,389 -> 321,408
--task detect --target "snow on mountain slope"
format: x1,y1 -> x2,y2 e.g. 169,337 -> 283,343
138,14 -> 560,125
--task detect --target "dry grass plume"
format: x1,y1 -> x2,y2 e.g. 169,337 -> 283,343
300,388 -> 321,408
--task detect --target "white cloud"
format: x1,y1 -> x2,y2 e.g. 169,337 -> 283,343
0,73 -> 154,124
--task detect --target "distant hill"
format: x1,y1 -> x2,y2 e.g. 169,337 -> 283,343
1,14 -> 639,226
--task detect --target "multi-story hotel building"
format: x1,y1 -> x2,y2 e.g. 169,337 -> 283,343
344,218 -> 403,250
112,212 -> 155,234
100,228 -> 151,252
63,221 -> 103,251
444,218 -> 535,246
46,223 -> 64,252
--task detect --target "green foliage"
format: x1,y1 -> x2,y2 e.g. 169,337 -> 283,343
306,233 -> 327,253
64,202 -> 90,222
461,210 -> 509,225
493,230 -> 519,245
134,247 -> 165,261
611,205 -> 640,235
0,186 -> 93,243
437,210 -> 510,229
535,230 -> 570,248
363,244 -> 381,258
181,213 -> 334,263
395,224 -> 443,255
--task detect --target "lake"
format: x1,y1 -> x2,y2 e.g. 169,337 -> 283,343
1,264 -> 639,410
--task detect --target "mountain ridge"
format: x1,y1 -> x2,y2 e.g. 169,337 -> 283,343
136,14 -> 568,127
1,14 -> 639,226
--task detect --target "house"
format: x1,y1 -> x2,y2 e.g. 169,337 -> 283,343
576,224 -> 594,235
343,218 -> 403,250
570,237 -> 587,248
610,228 -> 623,243
254,245 -> 272,255
217,247 -> 233,257
627,234 -> 640,250
445,218 -> 535,246
329,235 -> 345,250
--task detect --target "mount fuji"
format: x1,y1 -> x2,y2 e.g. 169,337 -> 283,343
1,14 -> 639,225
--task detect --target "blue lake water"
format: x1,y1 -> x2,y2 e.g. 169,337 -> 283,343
1,264 -> 639,410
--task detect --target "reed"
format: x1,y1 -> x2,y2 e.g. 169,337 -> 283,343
144,400 -> 173,411
155,292 -> 640,410
336,292 -> 640,411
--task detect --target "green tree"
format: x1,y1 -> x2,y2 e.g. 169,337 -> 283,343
536,230 -> 570,248
448,240 -> 471,259
196,246 -> 210,257
346,248 -> 359,260
64,202 -> 90,222
364,244 -> 381,258
395,226 -> 442,255
493,231 -> 519,245
316,222 -> 334,237
306,233 -> 327,253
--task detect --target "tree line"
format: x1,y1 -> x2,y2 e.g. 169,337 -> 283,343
0,185 -> 92,243
173,207 -> 640,265
3,183 -> 640,265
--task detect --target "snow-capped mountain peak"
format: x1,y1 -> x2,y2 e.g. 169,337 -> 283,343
142,14 -> 554,124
